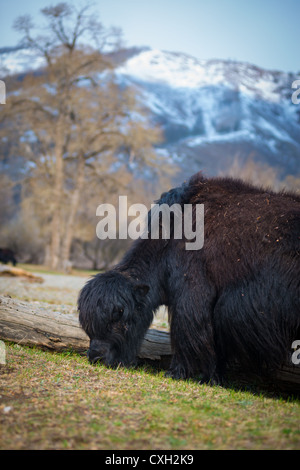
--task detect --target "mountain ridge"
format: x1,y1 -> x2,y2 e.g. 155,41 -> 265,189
1,46 -> 299,183
115,48 -> 300,182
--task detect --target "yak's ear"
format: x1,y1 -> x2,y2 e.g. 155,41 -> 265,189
133,284 -> 150,298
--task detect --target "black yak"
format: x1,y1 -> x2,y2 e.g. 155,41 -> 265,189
0,248 -> 17,266
78,172 -> 300,384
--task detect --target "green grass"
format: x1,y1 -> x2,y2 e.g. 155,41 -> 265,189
1,343 -> 299,450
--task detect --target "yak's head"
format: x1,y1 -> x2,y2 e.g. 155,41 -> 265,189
78,271 -> 151,367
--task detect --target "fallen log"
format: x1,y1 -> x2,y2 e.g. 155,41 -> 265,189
0,294 -> 171,361
0,265 -> 44,283
0,294 -> 299,393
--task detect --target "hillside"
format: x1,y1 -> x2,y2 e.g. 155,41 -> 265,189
1,46 -> 299,182
116,49 -> 300,181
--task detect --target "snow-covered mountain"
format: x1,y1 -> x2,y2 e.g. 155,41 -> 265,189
116,49 -> 300,181
1,46 -> 300,182
0,46 -> 46,75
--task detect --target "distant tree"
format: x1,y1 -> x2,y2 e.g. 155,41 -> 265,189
221,153 -> 300,195
72,175 -> 155,270
0,174 -> 14,227
282,174 -> 300,194
8,2 -> 170,270
221,154 -> 282,190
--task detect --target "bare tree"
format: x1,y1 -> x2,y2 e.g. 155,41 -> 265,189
220,153 -> 282,190
9,2 -> 169,270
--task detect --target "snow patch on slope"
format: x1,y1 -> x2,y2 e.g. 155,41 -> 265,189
0,48 -> 46,74
118,49 -> 292,105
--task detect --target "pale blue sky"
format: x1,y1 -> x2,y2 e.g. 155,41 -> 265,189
0,0 -> 299,73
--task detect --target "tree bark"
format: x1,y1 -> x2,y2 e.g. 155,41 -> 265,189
0,295 -> 171,361
60,155 -> 85,271
49,117 -> 65,270
0,294 -> 299,393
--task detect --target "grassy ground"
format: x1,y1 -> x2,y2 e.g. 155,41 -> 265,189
0,264 -> 299,450
1,343 -> 299,450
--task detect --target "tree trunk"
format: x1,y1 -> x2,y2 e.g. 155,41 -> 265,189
60,155 -> 85,271
49,117 -> 66,270
0,294 -> 299,393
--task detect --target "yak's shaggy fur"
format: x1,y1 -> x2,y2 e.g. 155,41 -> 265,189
78,172 -> 300,384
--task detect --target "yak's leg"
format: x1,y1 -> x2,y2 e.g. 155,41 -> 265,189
166,277 -> 221,384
